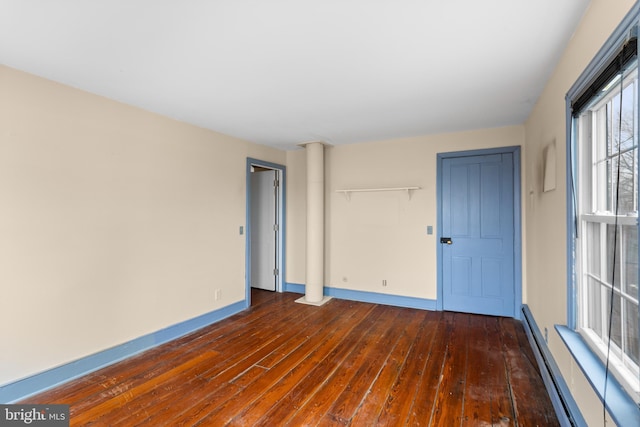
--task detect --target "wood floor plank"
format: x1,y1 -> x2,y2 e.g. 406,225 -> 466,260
100,302 -> 310,426
325,309 -> 427,425
460,315 -> 497,425
20,290 -> 560,426
135,381 -> 244,427
269,306 -> 415,426
192,300 -> 377,425
229,365 -> 268,389
225,302 -> 383,425
250,300 -> 347,370
375,310 -> 441,426
404,312 -> 449,426
169,298 -> 369,426
121,327 -> 290,426
500,317 -> 559,427
69,350 -> 221,425
93,353 -> 226,427
429,312 -> 469,427
484,316 -> 517,425
349,312 -> 439,427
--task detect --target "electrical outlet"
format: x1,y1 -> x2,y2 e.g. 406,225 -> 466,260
215,289 -> 222,301
544,327 -> 548,343
382,279 -> 387,287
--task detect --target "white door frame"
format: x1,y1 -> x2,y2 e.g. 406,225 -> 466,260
245,158 -> 286,307
250,168 -> 277,292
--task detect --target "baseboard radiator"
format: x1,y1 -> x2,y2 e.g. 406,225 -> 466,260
521,305 -> 586,427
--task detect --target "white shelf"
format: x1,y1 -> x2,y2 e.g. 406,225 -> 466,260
336,186 -> 420,201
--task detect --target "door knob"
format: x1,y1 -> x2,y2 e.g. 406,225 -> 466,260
440,237 -> 453,245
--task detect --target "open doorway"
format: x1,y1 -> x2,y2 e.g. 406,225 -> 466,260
246,158 -> 286,306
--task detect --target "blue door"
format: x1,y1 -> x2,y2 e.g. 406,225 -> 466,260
441,152 -> 515,317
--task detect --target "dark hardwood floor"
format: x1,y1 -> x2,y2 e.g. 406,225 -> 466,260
22,289 -> 558,426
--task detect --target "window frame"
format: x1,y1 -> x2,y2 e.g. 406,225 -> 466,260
563,3 -> 640,422
574,67 -> 640,398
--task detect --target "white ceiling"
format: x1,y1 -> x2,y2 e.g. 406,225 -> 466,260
0,1 -> 590,150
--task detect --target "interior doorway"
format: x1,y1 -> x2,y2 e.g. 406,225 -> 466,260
250,167 -> 278,291
246,158 -> 286,306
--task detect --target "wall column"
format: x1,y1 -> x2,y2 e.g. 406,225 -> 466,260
297,141 -> 332,306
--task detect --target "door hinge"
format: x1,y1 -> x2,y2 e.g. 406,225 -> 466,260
273,224 -> 279,232
273,268 -> 279,276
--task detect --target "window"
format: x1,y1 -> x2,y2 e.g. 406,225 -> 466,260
572,39 -> 640,402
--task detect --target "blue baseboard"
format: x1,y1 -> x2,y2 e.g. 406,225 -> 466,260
284,283 -> 436,310
0,300 -> 246,403
283,282 -> 305,294
521,305 -> 587,427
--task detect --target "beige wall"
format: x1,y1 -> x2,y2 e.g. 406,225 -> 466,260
0,65 -> 284,386
524,0 -> 636,424
286,126 -> 525,300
